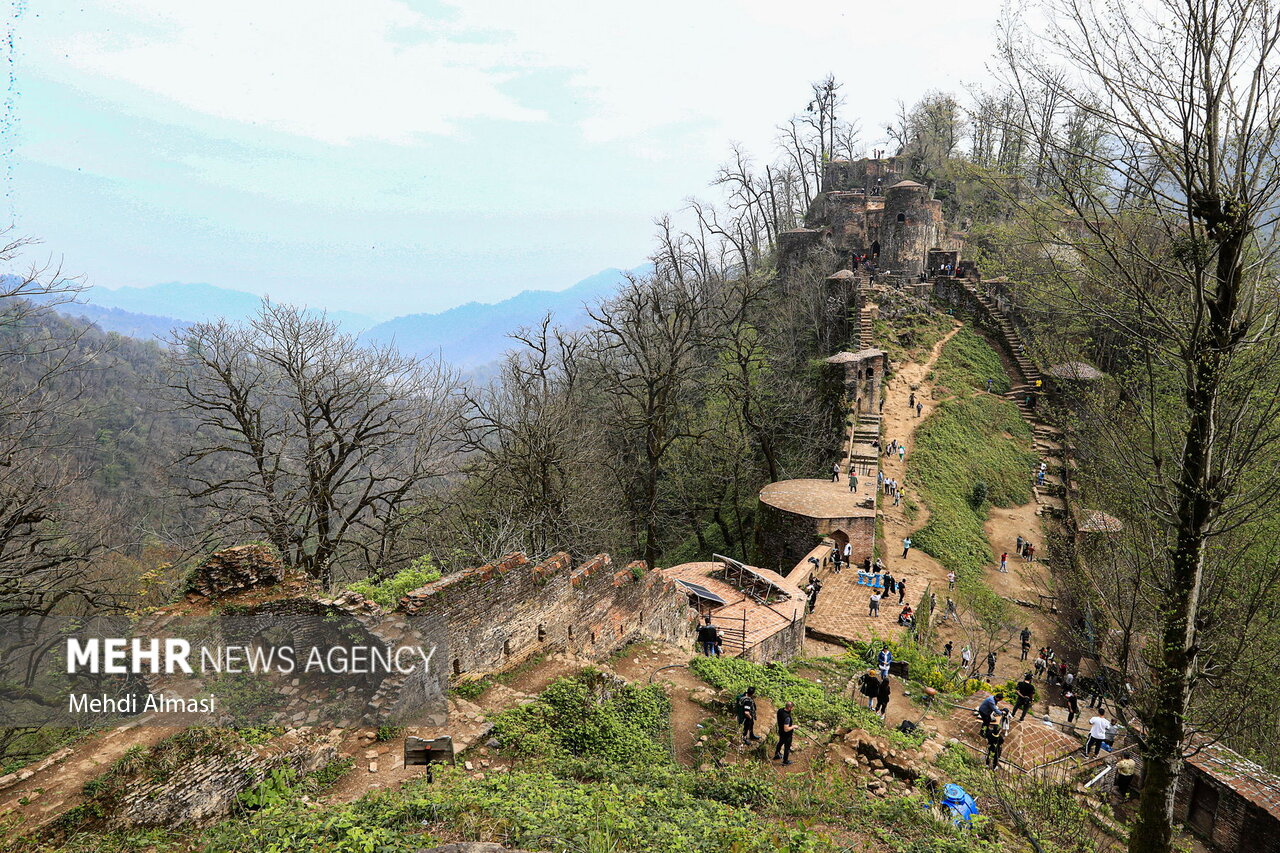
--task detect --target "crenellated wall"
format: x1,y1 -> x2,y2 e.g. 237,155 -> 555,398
399,552 -> 694,680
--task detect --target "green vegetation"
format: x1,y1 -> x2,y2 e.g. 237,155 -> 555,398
932,325 -> 1012,396
873,313 -> 951,365
909,329 -> 1035,586
690,656 -> 926,749
345,558 -> 441,608
489,670 -> 671,766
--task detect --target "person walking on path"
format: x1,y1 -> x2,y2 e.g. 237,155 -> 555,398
773,702 -> 796,765
868,590 -> 881,617
735,686 -> 761,742
999,552 -> 1008,573
1016,535 -> 1024,556
1033,654 -> 1047,679
696,617 -> 721,656
909,391 -> 916,409
807,578 -> 823,613
943,640 -> 953,658
877,470 -> 884,491
875,675 -> 891,717
859,670 -> 880,710
1064,688 -> 1080,724
902,537 -> 912,559
831,463 -> 841,483
986,650 -> 998,678
1086,713 -> 1111,756
883,571 -> 895,596
1020,627 -> 1032,660
947,571 -> 956,590
1024,542 -> 1035,562
916,401 -> 923,417
898,444 -> 906,462
877,644 -> 893,680
849,472 -> 859,492
1013,674 -> 1036,721
961,645 -> 973,673
843,542 -> 852,569
897,577 -> 907,604
947,597 -> 958,620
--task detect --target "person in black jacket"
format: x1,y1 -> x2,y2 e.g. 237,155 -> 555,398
985,718 -> 1007,769
696,617 -> 720,656
773,702 -> 796,765
859,669 -> 880,710
1013,674 -> 1036,721
875,675 -> 891,717
734,686 -> 760,741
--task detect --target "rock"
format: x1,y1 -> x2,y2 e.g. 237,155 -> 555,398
364,749 -> 379,759
368,760 -> 378,773
486,738 -> 501,749
464,761 -> 474,771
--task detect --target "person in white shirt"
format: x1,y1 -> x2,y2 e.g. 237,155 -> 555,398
1086,713 -> 1110,756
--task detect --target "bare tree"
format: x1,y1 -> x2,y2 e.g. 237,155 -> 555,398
167,301 -> 462,586
999,1 -> 1280,850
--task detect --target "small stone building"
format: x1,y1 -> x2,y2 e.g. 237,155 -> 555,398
661,556 -> 806,662
1176,743 -> 1280,853
825,348 -> 886,416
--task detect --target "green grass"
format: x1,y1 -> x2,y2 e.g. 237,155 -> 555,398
909,329 -> 1035,586
932,325 -> 1013,396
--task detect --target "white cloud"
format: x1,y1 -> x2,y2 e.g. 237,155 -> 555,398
30,0 -> 1004,150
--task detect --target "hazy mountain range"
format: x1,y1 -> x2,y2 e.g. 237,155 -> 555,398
29,267 -> 641,372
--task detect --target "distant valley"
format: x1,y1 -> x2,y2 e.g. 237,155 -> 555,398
39,267 -> 639,373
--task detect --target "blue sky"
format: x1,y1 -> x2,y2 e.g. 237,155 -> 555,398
10,0 -> 1004,318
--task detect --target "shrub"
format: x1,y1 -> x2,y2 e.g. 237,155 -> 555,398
345,557 -> 441,608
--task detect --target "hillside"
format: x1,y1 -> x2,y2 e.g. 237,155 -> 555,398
361,266 -> 639,368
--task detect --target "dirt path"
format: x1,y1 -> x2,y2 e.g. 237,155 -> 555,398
0,725 -> 179,830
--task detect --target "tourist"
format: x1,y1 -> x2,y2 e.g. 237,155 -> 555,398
946,571 -> 956,590
898,444 -> 906,462
735,686 -> 761,742
894,489 -> 901,507
1024,542 -> 1035,562
1013,674 -> 1035,721
696,617 -> 720,656
930,591 -> 937,612
877,470 -> 884,491
961,645 -> 973,672
1020,627 -> 1032,660
897,577 -> 907,604
860,669 -> 880,709
849,471 -> 859,492
868,590 -> 881,617
978,692 -> 1004,736
808,578 -> 823,612
875,674 -> 891,716
985,717 -> 1007,769
843,542 -> 852,569
909,391 -> 916,408
1033,654 -> 1047,679
1063,670 -> 1075,691
943,640 -> 953,658
877,644 -> 893,680
773,701 -> 796,765
883,570 -> 896,596
902,537 -> 912,559
986,378 -> 994,392
1016,535 -> 1024,556
1086,712 -> 1110,756
1064,687 -> 1080,724
830,544 -> 842,571
1115,756 -> 1138,800
986,650 -> 998,678
916,401 -> 923,417
947,597 -> 958,620
831,462 -> 841,483
897,604 -> 914,627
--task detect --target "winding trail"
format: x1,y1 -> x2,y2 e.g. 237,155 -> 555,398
806,321 -> 961,643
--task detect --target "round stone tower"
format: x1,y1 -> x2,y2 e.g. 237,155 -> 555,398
878,180 -> 942,275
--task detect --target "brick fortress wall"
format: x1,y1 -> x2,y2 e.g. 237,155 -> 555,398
400,552 -> 695,679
